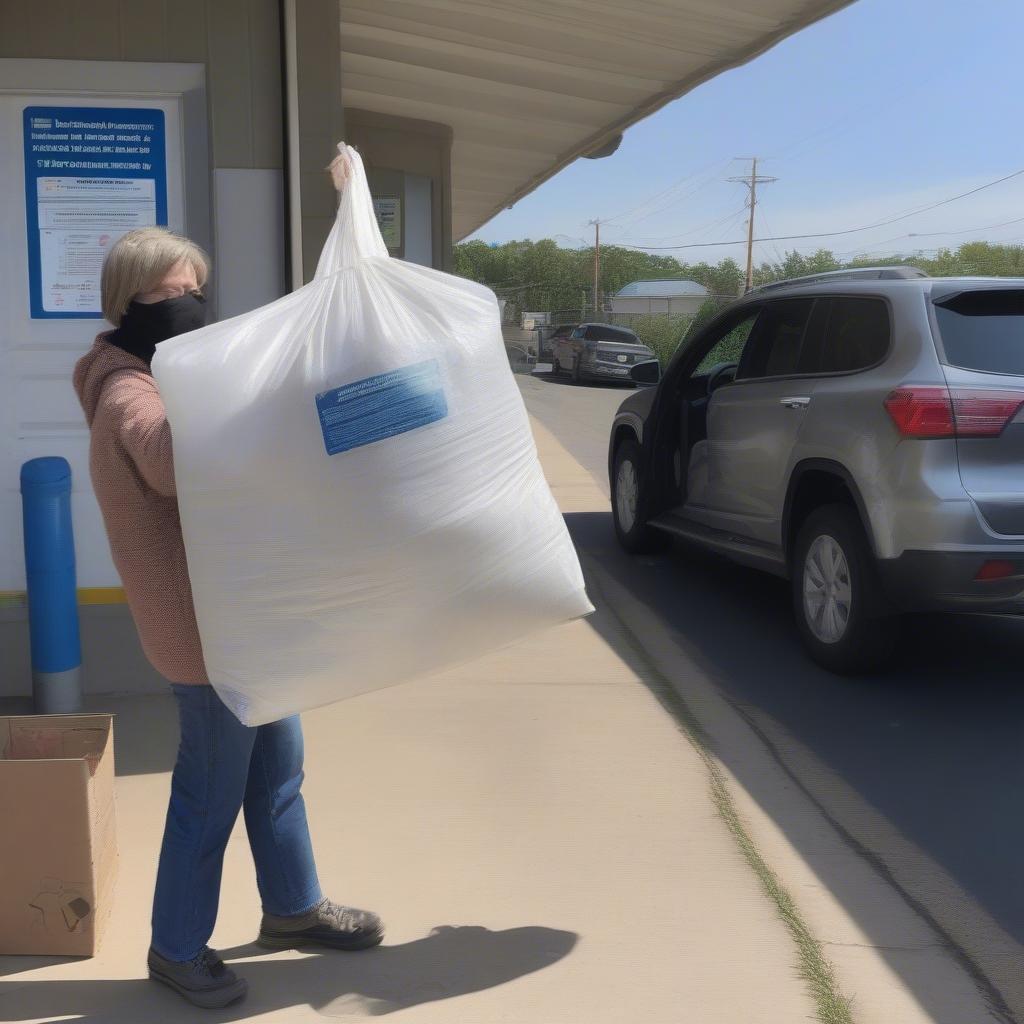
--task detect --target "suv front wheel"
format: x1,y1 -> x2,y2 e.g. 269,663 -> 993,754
792,505 -> 897,673
612,438 -> 669,555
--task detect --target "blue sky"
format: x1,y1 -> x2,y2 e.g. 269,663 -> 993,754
469,0 -> 1024,267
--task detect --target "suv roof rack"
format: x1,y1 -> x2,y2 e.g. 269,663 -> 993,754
753,266 -> 929,292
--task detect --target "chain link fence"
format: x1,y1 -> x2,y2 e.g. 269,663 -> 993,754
499,298 -> 738,370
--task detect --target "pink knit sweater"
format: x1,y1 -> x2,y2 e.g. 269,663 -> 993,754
73,337 -> 208,685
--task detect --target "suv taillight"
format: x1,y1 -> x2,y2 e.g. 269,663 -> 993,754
884,386 -> 1024,438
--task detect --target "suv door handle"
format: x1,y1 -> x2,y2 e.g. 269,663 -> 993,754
780,396 -> 811,409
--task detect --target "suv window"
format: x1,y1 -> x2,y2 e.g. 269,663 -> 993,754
799,297 -> 890,374
584,325 -> 638,343
696,312 -> 759,373
934,289 -> 1024,375
739,299 -> 814,380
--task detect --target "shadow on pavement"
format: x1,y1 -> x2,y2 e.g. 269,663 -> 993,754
565,509 -> 1024,1020
0,955 -> 72,979
0,924 -> 577,1022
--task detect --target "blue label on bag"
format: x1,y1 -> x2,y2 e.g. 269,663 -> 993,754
315,360 -> 448,456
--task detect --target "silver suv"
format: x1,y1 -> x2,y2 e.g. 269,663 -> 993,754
608,267 -> 1024,672
553,323 -> 656,384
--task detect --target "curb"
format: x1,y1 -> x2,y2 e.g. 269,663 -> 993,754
582,551 -> 1007,1024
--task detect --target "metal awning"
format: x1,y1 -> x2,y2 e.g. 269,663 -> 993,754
339,0 -> 855,240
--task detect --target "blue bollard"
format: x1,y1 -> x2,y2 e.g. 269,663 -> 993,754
20,457 -> 83,714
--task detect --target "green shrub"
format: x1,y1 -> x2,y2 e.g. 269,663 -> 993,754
623,298 -> 740,368
625,314 -> 692,367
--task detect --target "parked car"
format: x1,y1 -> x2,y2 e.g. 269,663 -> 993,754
553,322 -> 656,384
608,267 -> 1024,672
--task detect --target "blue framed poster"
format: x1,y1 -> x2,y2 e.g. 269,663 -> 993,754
23,106 -> 168,319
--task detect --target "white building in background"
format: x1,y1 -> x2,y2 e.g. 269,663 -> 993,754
612,280 -> 709,318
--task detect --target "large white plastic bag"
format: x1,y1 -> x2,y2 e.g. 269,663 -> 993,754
152,146 -> 593,725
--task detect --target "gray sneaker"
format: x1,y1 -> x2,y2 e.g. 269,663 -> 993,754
259,897 -> 384,951
147,946 -> 248,1008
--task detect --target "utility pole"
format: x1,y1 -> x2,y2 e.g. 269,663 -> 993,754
589,218 -> 601,318
728,158 -> 777,293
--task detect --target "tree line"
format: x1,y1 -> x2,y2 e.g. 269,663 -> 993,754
455,237 -> 1024,310
454,237 -> 1024,364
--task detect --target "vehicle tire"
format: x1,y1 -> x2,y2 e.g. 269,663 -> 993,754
791,504 -> 898,674
612,437 -> 670,555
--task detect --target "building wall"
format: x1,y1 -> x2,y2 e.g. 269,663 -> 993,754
292,0 -> 346,282
345,108 -> 453,272
611,295 -> 706,317
0,0 -> 349,286
669,295 -> 707,317
0,0 -> 284,171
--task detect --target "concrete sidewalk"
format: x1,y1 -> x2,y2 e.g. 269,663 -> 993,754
0,420 -> 958,1023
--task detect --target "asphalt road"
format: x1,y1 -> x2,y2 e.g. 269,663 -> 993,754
519,368 -> 1024,1018
518,371 -> 624,498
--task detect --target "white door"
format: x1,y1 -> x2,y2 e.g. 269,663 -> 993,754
0,88 -> 186,595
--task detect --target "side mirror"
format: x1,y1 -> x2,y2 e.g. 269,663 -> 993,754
629,360 -> 661,386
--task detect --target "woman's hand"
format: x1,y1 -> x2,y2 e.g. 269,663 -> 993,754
327,146 -> 353,192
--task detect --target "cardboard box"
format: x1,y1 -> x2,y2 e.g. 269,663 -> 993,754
0,714 -> 117,956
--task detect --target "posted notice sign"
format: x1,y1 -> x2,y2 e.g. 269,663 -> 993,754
23,106 -> 168,319
373,195 -> 401,250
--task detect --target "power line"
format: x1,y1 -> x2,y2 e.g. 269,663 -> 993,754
757,207 -> 789,268
600,157 -> 733,225
766,60 -> 950,167
613,166 -> 1024,251
624,171 -> 733,227
683,205 -> 751,244
603,204 -> 748,246
828,216 -> 1024,259
906,216 -> 1024,239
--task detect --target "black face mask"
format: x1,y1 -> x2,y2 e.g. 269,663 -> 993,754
106,292 -> 208,366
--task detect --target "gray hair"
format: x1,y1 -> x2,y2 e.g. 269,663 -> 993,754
101,227 -> 209,326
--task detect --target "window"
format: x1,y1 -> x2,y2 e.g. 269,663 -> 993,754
696,313 -> 759,373
584,325 -> 639,343
933,290 -> 1024,375
739,299 -> 814,380
799,297 -> 890,374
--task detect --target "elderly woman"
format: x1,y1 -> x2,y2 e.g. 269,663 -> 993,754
73,226 -> 382,1009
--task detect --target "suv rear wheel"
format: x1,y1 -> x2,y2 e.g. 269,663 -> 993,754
612,437 -> 669,554
792,505 -> 897,673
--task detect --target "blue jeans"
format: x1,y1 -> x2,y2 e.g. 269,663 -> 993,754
151,684 -> 322,961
